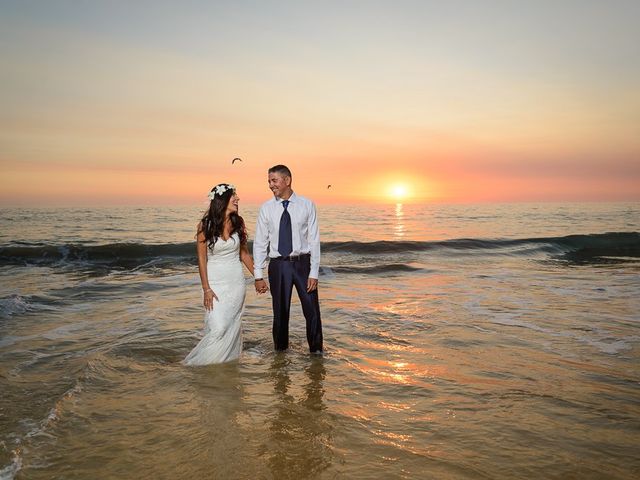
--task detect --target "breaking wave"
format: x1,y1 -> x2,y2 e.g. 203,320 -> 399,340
0,232 -> 637,270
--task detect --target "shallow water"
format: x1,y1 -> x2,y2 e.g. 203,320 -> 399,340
1,203 -> 639,479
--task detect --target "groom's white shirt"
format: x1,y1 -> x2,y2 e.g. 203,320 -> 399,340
253,192 -> 320,279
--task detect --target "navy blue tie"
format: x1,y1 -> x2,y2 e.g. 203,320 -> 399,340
278,200 -> 292,257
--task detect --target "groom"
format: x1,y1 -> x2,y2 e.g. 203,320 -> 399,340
253,165 -> 323,353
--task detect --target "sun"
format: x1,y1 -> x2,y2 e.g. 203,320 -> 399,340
389,183 -> 410,201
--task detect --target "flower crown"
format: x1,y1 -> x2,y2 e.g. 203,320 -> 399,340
208,184 -> 236,200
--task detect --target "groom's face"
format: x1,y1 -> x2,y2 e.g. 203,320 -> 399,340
268,172 -> 291,198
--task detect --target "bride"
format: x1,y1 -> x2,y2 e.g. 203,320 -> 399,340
184,183 -> 265,365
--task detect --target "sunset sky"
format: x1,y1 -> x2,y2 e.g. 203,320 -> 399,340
1,1 -> 638,205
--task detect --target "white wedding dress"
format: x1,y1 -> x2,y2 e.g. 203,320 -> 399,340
184,233 -> 245,365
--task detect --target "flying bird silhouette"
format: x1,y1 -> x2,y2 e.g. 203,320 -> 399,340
327,184 -> 332,189
232,157 -> 242,164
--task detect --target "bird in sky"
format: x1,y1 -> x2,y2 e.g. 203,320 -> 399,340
232,157 -> 242,164
327,184 -> 332,189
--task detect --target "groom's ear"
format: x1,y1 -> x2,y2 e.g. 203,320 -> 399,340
285,176 -> 292,187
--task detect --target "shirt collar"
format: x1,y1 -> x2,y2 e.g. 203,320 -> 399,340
276,192 -> 296,204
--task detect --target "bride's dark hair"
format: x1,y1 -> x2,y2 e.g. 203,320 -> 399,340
199,184 -> 247,248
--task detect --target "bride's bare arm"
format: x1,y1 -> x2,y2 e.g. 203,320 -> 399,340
197,225 -> 217,310
240,243 -> 268,293
240,243 -> 255,274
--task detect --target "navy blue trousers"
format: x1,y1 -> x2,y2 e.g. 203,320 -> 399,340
268,255 -> 323,352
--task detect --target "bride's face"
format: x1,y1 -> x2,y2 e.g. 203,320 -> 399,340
226,192 -> 239,214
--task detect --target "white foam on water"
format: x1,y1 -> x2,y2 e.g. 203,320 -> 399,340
467,299 -> 637,356
0,450 -> 22,480
0,334 -> 39,350
41,321 -> 89,340
0,295 -> 31,318
583,337 -> 636,355
490,313 -> 549,333
244,346 -> 264,358
0,381 -> 83,479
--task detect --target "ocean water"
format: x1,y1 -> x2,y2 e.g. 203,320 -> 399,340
0,202 -> 639,479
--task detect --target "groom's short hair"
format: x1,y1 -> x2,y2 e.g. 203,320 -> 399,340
268,164 -> 292,179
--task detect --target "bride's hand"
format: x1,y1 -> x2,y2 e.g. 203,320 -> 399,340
203,288 -> 218,311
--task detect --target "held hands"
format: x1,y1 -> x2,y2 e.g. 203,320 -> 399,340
255,279 -> 269,295
203,288 -> 218,311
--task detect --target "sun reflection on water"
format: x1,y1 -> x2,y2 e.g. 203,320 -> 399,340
394,203 -> 405,239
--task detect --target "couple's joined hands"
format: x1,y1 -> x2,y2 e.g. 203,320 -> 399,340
255,279 -> 269,294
